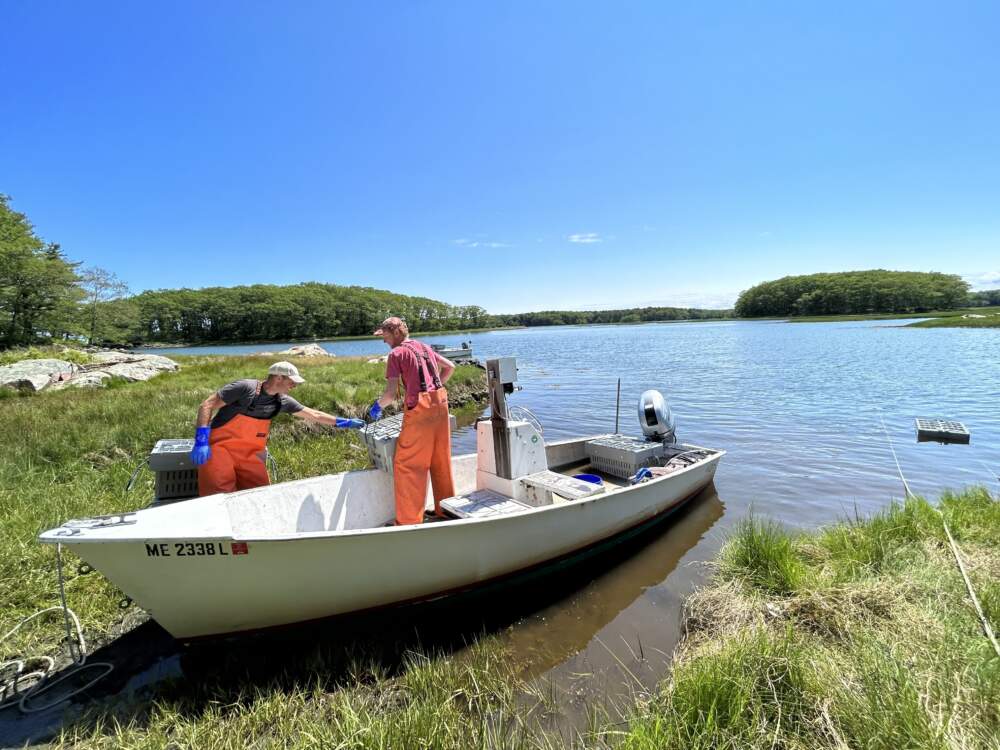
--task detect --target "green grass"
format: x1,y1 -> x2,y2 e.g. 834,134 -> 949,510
907,306 -> 1000,328
0,354 -> 486,660
0,344 -> 96,366
611,489 -> 1000,750
780,306 -> 1000,326
52,636 -> 550,750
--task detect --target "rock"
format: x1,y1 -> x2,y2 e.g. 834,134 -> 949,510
367,356 -> 388,364
89,351 -> 177,368
0,359 -> 79,392
276,344 -> 330,357
94,358 -> 178,382
48,372 -> 112,390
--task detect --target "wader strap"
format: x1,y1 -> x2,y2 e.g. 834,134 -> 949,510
249,379 -> 281,420
402,341 -> 443,392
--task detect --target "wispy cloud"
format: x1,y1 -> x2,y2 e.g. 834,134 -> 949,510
964,270 -> 1000,289
453,238 -> 510,249
568,232 -> 602,244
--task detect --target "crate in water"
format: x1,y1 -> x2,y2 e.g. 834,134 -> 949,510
915,418 -> 970,444
584,434 -> 666,479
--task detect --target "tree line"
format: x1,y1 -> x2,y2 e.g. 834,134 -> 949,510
734,270 -> 971,317
489,306 -> 731,328
3,196 -> 995,348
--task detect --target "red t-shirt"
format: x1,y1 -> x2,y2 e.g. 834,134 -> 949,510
386,340 -> 441,408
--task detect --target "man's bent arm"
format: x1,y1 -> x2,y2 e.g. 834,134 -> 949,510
376,376 -> 400,408
434,353 -> 455,384
197,394 -> 226,428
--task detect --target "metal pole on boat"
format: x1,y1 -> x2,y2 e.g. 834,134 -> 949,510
615,378 -> 621,434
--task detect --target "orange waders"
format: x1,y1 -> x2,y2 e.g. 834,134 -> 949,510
392,342 -> 455,524
198,413 -> 271,496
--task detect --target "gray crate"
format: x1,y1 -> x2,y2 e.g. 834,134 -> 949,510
149,439 -> 196,471
146,439 -> 199,500
361,414 -> 458,473
362,414 -> 405,472
154,469 -> 200,500
584,434 -> 666,479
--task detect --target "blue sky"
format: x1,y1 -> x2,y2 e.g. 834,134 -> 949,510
2,2 -> 998,313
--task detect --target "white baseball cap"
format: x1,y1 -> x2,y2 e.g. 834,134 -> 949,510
268,361 -> 305,383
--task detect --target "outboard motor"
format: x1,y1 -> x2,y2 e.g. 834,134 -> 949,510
638,389 -> 676,444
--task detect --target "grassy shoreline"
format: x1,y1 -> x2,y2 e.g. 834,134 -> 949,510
3,355 -> 997,747
611,489 -> 1000,749
781,305 -> 1000,327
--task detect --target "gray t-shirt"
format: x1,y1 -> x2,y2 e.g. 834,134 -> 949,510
211,379 -> 304,429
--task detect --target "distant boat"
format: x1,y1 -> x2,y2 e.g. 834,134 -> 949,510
430,341 -> 474,362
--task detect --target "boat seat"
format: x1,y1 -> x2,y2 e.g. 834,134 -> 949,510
518,470 -> 606,503
440,489 -> 532,519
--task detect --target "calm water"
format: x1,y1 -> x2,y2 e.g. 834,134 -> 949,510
134,324 -> 1000,717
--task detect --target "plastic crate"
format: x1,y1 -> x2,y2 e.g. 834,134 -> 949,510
915,418 -> 970,444
154,469 -> 200,501
584,434 -> 666,479
362,414 -> 405,473
362,414 -> 458,473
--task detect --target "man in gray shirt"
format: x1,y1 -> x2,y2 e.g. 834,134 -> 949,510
191,361 -> 363,496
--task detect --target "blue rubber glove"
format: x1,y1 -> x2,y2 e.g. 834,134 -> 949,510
630,467 -> 653,485
191,427 -> 211,466
335,418 -> 365,429
368,400 -> 382,420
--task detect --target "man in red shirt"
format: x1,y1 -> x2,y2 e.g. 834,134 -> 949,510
369,317 -> 456,525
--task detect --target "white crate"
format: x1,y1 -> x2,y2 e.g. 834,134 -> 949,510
584,435 -> 666,479
441,489 -> 532,518
518,470 -> 605,506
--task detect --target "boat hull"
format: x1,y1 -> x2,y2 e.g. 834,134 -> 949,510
42,443 -> 721,639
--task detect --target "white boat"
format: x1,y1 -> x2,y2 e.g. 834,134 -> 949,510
39,360 -> 723,641
430,341 -> 475,363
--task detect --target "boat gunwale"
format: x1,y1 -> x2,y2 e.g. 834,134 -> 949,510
38,436 -> 724,545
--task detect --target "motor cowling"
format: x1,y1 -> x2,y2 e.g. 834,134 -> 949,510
638,389 -> 676,444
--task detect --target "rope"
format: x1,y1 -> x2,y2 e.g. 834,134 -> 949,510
0,544 -> 114,713
877,411 -> 913,499
876,412 -> 1000,658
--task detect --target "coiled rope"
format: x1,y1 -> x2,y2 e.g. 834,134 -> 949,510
0,544 -> 113,713
877,411 -> 1000,658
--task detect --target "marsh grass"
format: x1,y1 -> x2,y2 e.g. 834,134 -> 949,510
0,345 -> 96,367
52,635 -> 546,750
718,514 -> 804,595
613,490 -> 1000,750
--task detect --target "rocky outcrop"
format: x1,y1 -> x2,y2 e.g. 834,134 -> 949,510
47,371 -> 112,390
1,351 -> 179,392
0,359 -> 79,392
276,344 -> 330,357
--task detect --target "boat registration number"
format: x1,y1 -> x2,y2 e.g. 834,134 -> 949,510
145,542 -> 247,557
